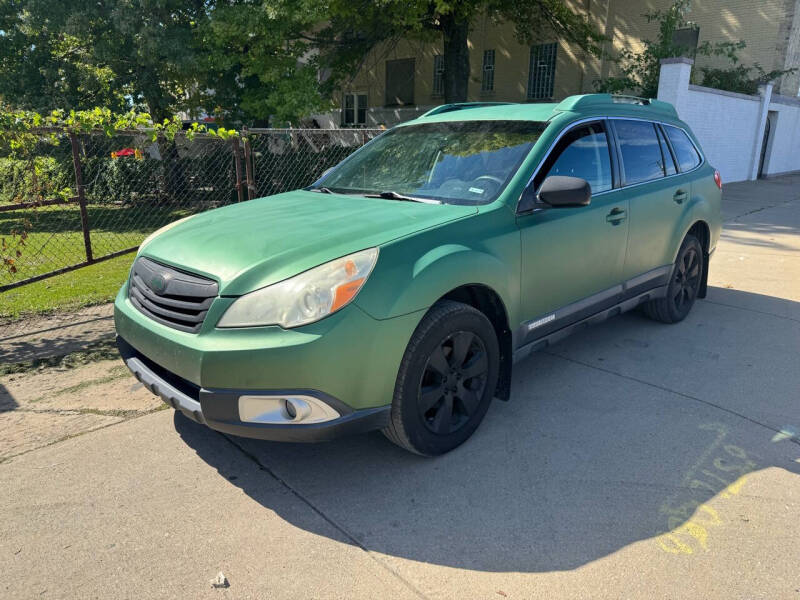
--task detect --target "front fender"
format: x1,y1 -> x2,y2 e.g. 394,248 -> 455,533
354,209 -> 520,324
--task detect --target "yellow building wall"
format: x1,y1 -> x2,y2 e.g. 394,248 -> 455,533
340,0 -> 798,115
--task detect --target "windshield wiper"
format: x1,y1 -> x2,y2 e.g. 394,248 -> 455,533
310,186 -> 335,194
363,190 -> 441,204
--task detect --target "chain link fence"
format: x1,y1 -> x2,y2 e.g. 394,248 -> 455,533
0,127 -> 382,293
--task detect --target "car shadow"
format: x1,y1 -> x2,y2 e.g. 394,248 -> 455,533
0,383 -> 18,412
174,286 -> 800,573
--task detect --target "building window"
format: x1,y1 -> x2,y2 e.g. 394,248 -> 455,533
342,93 -> 368,126
385,58 -> 415,106
481,49 -> 495,93
672,27 -> 700,54
527,43 -> 557,100
432,55 -> 445,96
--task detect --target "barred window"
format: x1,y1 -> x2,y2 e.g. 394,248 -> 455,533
527,43 -> 557,100
342,93 -> 368,125
481,49 -> 495,92
433,55 -> 445,96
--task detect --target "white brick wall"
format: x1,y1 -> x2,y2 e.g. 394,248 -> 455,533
658,59 -> 800,183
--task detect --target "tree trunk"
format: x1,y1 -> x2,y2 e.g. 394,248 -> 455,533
441,14 -> 470,103
142,88 -> 186,204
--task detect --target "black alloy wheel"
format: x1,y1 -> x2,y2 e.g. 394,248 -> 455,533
672,244 -> 701,313
383,300 -> 500,456
642,233 -> 705,324
418,331 -> 489,435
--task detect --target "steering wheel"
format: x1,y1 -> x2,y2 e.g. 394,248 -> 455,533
474,175 -> 504,186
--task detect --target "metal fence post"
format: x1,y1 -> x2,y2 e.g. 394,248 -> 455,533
242,127 -> 255,200
69,132 -> 93,263
232,137 -> 245,203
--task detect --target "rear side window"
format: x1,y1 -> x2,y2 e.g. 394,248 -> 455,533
614,120 -> 665,185
539,123 -> 613,193
656,126 -> 677,176
664,125 -> 702,171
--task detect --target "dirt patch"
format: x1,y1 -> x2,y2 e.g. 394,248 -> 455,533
0,303 -> 115,365
0,356 -> 167,462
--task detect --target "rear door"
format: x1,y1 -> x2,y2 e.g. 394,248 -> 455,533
612,119 -> 695,282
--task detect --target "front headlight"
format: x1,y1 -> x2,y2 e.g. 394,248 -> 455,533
217,247 -> 379,328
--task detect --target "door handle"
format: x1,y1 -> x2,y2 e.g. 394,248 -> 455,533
673,190 -> 688,204
606,207 -> 627,224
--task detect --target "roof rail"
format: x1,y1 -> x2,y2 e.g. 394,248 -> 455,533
554,94 -> 678,118
420,102 -> 516,118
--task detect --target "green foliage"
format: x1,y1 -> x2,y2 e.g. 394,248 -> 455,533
201,0 -> 330,126
0,156 -> 73,204
0,106 -> 238,274
697,64 -> 794,96
595,0 -> 796,97
0,0 -> 332,126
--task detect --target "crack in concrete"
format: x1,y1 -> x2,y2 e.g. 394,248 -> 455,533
0,405 -> 169,465
702,298 -> 800,325
725,196 -> 799,224
544,351 -> 800,448
219,432 -> 431,600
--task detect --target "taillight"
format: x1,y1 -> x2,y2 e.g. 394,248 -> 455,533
714,170 -> 722,190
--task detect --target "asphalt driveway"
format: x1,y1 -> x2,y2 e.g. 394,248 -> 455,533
2,175 -> 799,599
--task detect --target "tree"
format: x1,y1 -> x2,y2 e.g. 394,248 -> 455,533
199,0 -> 329,125
0,0 -> 209,121
0,0 -> 328,125
319,0 -> 607,104
595,0 -> 795,97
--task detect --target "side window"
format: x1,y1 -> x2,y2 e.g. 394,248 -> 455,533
656,125 -> 677,175
614,119 -> 666,184
538,123 -> 613,194
664,125 -> 702,172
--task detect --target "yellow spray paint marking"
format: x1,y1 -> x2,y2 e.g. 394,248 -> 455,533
656,426 -> 756,555
719,474 -> 748,499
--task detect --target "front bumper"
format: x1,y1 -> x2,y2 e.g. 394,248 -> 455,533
118,336 -> 390,442
114,280 -> 423,441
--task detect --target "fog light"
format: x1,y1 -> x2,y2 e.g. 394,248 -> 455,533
239,394 -> 340,425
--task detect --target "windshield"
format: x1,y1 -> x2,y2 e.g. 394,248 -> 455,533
314,120 -> 547,205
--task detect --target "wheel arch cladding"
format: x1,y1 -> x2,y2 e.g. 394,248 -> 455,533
354,243 -> 517,401
439,284 -> 513,401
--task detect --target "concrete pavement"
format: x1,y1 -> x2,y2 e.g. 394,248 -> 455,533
2,175 -> 799,599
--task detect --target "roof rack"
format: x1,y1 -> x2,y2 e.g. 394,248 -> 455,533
553,94 -> 678,118
420,102 -> 516,118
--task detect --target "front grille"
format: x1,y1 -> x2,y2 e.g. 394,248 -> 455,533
129,256 -> 218,333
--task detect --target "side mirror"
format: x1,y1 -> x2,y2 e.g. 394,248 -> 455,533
538,176 -> 591,207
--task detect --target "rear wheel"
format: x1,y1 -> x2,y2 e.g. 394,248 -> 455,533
383,301 -> 500,456
642,234 -> 704,324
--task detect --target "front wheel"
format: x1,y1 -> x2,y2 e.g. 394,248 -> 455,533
383,301 -> 500,456
642,234 -> 704,324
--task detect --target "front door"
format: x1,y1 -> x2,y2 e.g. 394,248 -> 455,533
516,120 -> 628,345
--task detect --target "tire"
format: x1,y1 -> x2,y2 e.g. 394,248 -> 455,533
383,300 -> 500,456
642,234 -> 704,324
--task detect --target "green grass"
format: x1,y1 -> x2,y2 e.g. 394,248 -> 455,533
0,203 -> 189,286
0,253 -> 134,320
0,201 -> 192,320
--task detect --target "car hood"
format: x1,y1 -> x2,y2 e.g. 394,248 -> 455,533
139,189 -> 477,295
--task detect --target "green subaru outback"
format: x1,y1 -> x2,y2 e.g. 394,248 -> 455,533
115,94 -> 722,455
